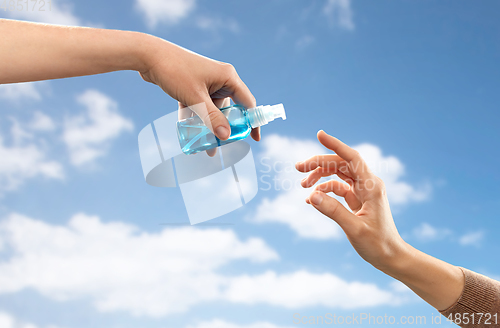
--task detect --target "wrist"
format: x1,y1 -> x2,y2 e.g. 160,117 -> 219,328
132,33 -> 174,77
377,241 -> 464,311
87,29 -> 155,74
374,239 -> 416,280
123,31 -> 157,73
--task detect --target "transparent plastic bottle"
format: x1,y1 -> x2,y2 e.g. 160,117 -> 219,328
177,103 -> 286,155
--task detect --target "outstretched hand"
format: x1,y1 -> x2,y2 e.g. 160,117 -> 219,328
295,130 -> 407,271
296,131 -> 465,311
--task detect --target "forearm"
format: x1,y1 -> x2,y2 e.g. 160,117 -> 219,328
381,242 -> 464,311
0,19 -> 156,83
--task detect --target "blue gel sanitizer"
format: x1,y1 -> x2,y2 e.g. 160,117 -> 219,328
177,104 -> 286,155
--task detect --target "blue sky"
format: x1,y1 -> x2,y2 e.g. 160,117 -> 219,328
1,0 -> 500,327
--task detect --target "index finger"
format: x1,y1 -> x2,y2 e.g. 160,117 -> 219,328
317,130 -> 359,162
228,77 -> 256,110
227,76 -> 260,141
317,130 -> 372,179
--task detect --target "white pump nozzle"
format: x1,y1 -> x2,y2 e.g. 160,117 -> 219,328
248,103 -> 286,128
266,103 -> 286,121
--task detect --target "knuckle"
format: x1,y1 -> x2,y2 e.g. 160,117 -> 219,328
221,62 -> 237,77
375,177 -> 386,194
377,177 -> 386,190
250,94 -> 257,107
367,177 -> 386,197
351,150 -> 361,159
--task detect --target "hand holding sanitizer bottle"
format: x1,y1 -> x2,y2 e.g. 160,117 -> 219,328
177,103 -> 286,155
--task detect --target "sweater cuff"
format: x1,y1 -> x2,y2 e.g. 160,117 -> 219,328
440,267 -> 500,323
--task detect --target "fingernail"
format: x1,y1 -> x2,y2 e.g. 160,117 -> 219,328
310,192 -> 323,205
216,126 -> 229,140
295,161 -> 303,169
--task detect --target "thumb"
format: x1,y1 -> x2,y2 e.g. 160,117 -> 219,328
189,96 -> 231,140
309,191 -> 357,232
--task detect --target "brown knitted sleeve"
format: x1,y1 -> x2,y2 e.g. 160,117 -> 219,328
439,267 -> 500,327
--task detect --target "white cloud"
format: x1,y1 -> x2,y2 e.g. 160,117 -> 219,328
0,213 -> 278,317
406,224 -> 485,247
187,319 -> 293,328
224,270 -> 402,309
252,134 -> 430,239
29,111 -> 56,132
135,0 -> 196,29
323,0 -> 355,31
7,112 -> 56,144
459,231 -> 484,247
9,118 -> 33,144
412,222 -> 451,242
62,90 -> 133,166
0,126 -> 63,193
0,213 -> 405,317
133,0 -> 238,37
0,311 -> 61,328
254,190 -> 342,240
3,0 -> 82,26
0,82 -> 46,102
